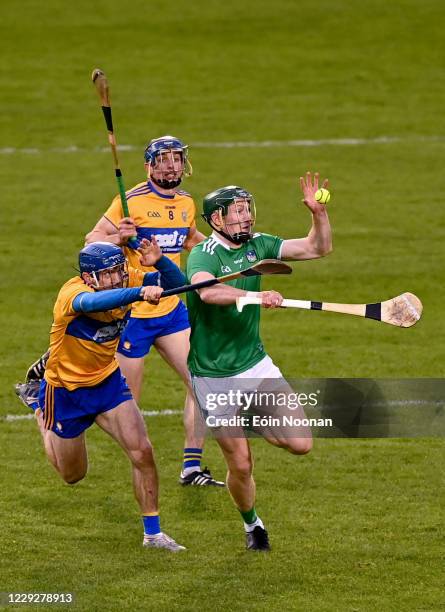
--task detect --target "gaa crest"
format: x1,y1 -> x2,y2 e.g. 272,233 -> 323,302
246,250 -> 258,263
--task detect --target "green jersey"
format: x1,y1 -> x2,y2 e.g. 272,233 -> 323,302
186,232 -> 283,377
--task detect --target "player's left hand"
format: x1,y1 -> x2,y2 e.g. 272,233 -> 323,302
260,290 -> 283,309
140,285 -> 163,305
138,236 -> 162,267
300,171 -> 329,214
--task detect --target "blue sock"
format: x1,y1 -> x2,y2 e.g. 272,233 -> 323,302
142,513 -> 161,536
182,447 -> 202,473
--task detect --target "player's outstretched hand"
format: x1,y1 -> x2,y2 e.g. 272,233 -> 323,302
138,236 -> 162,267
140,285 -> 163,305
300,172 -> 329,214
260,290 -> 283,309
118,217 -> 138,243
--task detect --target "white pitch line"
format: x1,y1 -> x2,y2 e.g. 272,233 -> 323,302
141,409 -> 182,417
1,135 -> 444,156
3,409 -> 182,422
193,135 -> 445,148
3,401 -> 442,424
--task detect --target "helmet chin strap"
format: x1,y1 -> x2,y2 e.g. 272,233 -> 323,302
151,175 -> 183,189
208,204 -> 254,244
209,221 -> 252,245
230,232 -> 252,244
149,150 -> 185,190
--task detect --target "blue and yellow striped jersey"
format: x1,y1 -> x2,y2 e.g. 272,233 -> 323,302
104,180 -> 196,318
45,267 -> 144,391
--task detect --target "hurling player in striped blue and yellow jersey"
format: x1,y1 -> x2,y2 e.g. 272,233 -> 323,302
34,239 -> 186,551
86,136 -> 224,487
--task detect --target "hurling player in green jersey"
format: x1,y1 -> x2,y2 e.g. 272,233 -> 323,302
186,172 -> 332,551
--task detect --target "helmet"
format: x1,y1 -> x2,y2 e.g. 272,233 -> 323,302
202,185 -> 256,244
144,135 -> 187,165
78,242 -> 128,290
144,135 -> 192,189
79,242 -> 125,273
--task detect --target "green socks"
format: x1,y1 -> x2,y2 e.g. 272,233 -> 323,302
240,507 -> 258,525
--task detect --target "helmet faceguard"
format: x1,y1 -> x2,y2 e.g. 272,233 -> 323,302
79,242 -> 129,291
202,186 -> 256,244
144,135 -> 192,189
89,262 -> 129,291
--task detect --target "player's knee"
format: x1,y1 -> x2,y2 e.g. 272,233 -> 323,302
230,456 -> 253,480
129,440 -> 155,469
61,466 -> 87,485
65,474 -> 84,485
285,437 -> 313,455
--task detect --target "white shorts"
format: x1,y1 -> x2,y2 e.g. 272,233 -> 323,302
192,355 -> 286,421
232,355 -> 283,379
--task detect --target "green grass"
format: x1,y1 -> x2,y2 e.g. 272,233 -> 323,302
1,0 -> 444,610
1,426 -> 444,611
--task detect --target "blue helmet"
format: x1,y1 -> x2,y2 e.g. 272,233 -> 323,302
79,242 -> 126,274
78,242 -> 128,290
144,135 -> 188,164
144,135 -> 191,189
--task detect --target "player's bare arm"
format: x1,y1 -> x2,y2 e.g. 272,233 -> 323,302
280,171 -> 333,261
85,215 -> 137,246
183,225 -> 206,251
192,272 -> 283,308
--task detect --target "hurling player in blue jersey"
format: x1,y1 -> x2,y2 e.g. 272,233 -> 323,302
16,137 -> 222,487
85,136 -> 223,487
20,239 -> 186,551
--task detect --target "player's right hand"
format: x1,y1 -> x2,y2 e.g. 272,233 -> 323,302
260,290 -> 283,309
140,285 -> 163,305
118,217 -> 137,243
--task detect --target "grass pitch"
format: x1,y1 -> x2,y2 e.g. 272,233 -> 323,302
1,1 -> 444,610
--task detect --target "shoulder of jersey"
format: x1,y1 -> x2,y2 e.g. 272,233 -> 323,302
57,276 -> 87,304
62,276 -> 84,290
175,189 -> 193,199
199,236 -> 220,255
125,182 -> 152,201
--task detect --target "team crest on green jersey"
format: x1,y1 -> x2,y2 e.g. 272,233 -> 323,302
246,250 -> 258,263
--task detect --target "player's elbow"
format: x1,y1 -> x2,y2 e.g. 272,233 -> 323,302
312,240 -> 333,258
320,242 -> 333,257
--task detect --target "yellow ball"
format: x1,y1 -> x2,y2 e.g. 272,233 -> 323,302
314,188 -> 330,204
